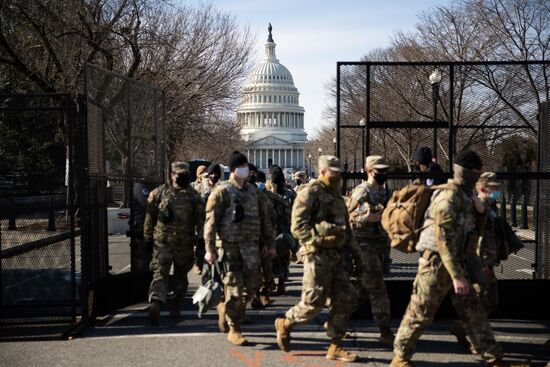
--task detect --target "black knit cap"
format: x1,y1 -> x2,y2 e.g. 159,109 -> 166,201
228,150 -> 248,171
455,150 -> 483,170
207,163 -> 221,176
413,146 -> 432,165
257,171 -> 267,183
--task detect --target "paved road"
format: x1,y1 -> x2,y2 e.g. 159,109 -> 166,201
1,264 -> 549,367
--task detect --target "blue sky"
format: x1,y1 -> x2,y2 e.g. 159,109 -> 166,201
198,0 -> 450,136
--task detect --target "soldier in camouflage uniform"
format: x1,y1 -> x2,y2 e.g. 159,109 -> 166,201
203,151 -> 275,346
450,172 -> 505,353
347,155 -> 394,345
144,162 -> 204,326
391,151 -> 509,367
192,164 -> 223,274
275,155 -> 361,363
293,171 -> 308,192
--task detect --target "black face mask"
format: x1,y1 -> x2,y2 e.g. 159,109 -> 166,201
209,174 -> 220,184
373,173 -> 387,185
295,179 -> 302,186
175,173 -> 190,187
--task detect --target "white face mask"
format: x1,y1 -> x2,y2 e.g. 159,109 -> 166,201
234,166 -> 249,179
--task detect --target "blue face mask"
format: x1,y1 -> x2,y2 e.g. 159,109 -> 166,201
256,182 -> 266,191
488,190 -> 501,201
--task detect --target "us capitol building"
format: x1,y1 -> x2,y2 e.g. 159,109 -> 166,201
237,24 -> 307,173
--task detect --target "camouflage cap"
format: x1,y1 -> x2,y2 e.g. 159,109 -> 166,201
196,165 -> 207,176
293,171 -> 307,180
318,155 -> 342,172
366,155 -> 389,169
477,171 -> 501,187
171,161 -> 189,174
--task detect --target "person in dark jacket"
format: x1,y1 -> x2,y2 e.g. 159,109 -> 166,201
412,146 -> 445,185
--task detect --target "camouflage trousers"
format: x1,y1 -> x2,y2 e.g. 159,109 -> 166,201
474,265 -> 499,316
352,243 -> 391,329
149,242 -> 194,303
219,241 -> 262,327
260,249 -> 275,296
285,250 -> 355,341
394,252 -> 503,363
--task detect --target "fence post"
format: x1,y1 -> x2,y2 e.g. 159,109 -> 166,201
510,193 -> 517,227
500,194 -> 507,222
520,194 -> 529,229
8,198 -> 16,230
47,198 -> 56,231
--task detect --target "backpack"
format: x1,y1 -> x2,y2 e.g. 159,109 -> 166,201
381,183 -> 439,253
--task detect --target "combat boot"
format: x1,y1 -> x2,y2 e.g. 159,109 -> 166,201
379,326 -> 395,346
326,341 -> 358,362
449,321 -> 471,351
216,303 -> 229,333
389,356 -> 415,367
260,294 -> 272,307
275,317 -> 293,352
169,295 -> 181,319
148,300 -> 162,326
227,325 -> 248,346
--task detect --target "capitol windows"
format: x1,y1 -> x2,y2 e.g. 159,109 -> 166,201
268,95 -> 272,103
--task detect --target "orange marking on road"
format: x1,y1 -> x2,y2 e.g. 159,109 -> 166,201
229,348 -> 263,367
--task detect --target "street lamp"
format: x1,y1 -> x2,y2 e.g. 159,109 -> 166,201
359,118 -> 366,169
332,138 -> 337,156
429,68 -> 442,160
308,153 -> 312,177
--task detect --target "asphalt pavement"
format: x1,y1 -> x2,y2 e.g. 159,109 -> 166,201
1,264 -> 549,367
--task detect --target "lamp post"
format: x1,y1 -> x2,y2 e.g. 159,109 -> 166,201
359,118 -> 366,168
308,153 -> 312,177
332,138 -> 337,156
429,68 -> 442,160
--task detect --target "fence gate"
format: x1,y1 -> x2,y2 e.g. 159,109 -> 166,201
0,94 -> 82,340
336,61 -> 550,282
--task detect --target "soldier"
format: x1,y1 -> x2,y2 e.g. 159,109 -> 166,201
449,172 -> 506,353
204,151 -> 275,346
275,155 -> 360,363
192,165 -> 208,189
391,150 -> 513,367
269,165 -> 297,294
293,171 -> 308,192
412,146 -> 445,186
144,162 -> 204,326
347,155 -> 394,345
193,163 -> 223,274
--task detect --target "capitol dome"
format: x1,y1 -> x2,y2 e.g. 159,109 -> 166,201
238,24 -> 307,173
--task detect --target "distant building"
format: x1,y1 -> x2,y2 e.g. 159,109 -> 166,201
238,24 -> 307,173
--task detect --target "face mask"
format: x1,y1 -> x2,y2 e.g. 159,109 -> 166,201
295,180 -> 302,186
234,166 -> 249,179
209,174 -> 220,184
175,172 -> 190,187
373,173 -> 387,185
256,182 -> 266,191
488,190 -> 501,202
320,175 -> 341,191
453,164 -> 481,190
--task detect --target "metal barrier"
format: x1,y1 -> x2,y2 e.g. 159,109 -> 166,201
336,61 -> 550,280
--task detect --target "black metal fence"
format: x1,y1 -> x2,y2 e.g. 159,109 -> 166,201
0,93 -> 82,333
0,66 -> 166,338
336,61 -> 550,280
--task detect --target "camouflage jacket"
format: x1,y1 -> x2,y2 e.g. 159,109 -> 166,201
347,181 -> 389,248
204,178 -> 275,252
195,177 -> 218,203
416,179 -> 486,279
266,188 -> 292,235
477,198 -> 500,266
291,179 -> 358,255
143,183 -> 204,245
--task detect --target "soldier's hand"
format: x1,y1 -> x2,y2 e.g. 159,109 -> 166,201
204,252 -> 217,265
452,275 -> 470,296
366,210 -> 383,223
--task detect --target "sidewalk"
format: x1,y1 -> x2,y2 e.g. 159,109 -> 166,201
1,264 -> 549,367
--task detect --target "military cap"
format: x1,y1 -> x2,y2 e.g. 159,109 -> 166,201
318,155 -> 342,172
171,161 -> 189,173
293,171 -> 307,180
196,165 -> 207,176
365,155 -> 389,169
477,172 -> 501,187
